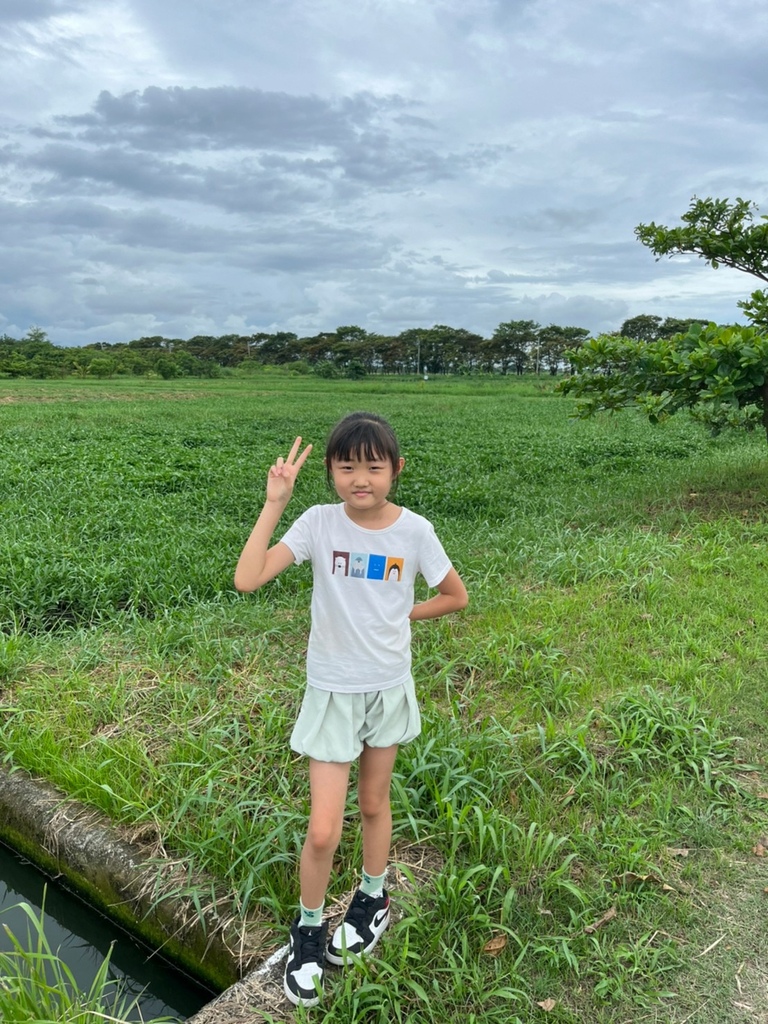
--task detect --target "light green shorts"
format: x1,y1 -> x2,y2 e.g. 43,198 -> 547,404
290,679 -> 421,763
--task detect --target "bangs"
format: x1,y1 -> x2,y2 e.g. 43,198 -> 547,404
325,412 -> 401,484
334,431 -> 390,466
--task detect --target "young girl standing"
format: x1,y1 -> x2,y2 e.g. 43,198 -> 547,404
234,412 -> 468,1007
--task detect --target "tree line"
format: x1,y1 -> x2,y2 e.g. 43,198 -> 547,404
0,316 -> 710,381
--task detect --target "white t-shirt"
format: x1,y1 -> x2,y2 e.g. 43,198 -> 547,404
280,503 -> 453,693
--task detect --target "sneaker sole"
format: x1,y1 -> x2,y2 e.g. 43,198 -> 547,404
283,978 -> 321,1007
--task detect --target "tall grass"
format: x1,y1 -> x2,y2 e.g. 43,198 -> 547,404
0,899 -> 175,1023
1,376 -> 767,1022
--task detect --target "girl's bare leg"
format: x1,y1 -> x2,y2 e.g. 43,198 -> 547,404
299,758 -> 351,908
357,744 -> 399,876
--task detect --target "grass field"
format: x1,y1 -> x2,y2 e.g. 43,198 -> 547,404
1,374 -> 767,1023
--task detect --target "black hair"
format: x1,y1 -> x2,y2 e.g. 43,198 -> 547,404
324,411 -> 401,489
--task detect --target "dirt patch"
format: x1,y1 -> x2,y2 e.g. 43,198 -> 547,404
645,479 -> 768,526
663,853 -> 768,1024
677,488 -> 768,522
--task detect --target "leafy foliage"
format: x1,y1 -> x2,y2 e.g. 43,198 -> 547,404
636,195 -> 768,331
560,322 -> 768,438
562,196 -> 768,440
635,196 -> 768,283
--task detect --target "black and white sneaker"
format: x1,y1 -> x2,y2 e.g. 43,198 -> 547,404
326,889 -> 390,965
283,917 -> 328,1007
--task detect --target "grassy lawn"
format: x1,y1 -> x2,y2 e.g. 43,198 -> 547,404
1,374 -> 766,1022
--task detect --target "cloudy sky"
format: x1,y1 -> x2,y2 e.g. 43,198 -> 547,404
2,0 -> 767,346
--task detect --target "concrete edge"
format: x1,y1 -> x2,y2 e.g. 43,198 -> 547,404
185,942 -> 290,1024
0,765 -> 248,991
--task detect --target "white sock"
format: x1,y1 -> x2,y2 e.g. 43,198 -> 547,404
300,900 -> 324,927
360,868 -> 387,898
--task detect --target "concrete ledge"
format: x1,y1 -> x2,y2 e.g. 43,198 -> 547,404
0,766 -> 244,991
186,942 -> 290,1023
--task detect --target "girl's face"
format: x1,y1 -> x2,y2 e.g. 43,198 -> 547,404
329,451 -> 404,515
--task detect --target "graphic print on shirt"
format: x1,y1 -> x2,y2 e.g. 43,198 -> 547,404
385,557 -> 404,581
332,551 -> 350,576
366,554 -> 386,580
331,550 -> 404,582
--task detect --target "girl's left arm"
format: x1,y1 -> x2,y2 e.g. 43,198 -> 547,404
409,568 -> 468,621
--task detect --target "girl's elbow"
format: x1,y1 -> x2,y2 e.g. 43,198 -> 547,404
234,570 -> 257,593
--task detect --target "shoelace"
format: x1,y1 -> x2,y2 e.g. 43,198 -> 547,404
345,894 -> 376,930
297,927 -> 324,963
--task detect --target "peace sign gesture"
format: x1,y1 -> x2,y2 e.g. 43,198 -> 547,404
266,436 -> 313,504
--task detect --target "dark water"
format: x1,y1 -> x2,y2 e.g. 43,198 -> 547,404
0,842 -> 214,1022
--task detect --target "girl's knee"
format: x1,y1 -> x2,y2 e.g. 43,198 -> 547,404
305,819 -> 342,857
358,789 -> 391,820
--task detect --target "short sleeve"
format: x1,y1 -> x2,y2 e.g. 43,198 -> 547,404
279,506 -> 317,566
417,519 -> 452,588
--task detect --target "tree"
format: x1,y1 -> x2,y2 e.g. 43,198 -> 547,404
489,320 -> 539,374
250,332 -> 299,365
345,360 -> 367,380
620,315 -> 709,343
620,315 -> 663,342
24,326 -> 51,347
560,323 -> 768,440
561,197 -> 768,442
407,325 -> 483,374
380,334 -> 408,374
88,357 -> 116,378
155,355 -> 180,379
299,332 -> 337,366
538,325 -> 589,375
313,359 -> 339,378
657,316 -> 710,339
635,196 -> 768,329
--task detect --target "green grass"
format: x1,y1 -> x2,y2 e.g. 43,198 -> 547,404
0,897 -> 175,1022
1,374 -> 767,1023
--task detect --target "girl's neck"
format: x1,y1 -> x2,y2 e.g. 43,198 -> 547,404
343,500 -> 401,529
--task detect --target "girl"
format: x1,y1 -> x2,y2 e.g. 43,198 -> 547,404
234,412 -> 468,1007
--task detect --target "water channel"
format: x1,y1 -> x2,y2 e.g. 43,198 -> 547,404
0,841 -> 214,1022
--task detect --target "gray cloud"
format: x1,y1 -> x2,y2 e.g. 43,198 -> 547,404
58,86 -> 370,150
0,0 -> 80,24
29,85 -> 456,206
0,0 -> 765,345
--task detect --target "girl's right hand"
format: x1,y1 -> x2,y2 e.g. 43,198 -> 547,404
266,436 -> 312,504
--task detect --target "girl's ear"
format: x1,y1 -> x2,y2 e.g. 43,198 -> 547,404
395,457 -> 405,476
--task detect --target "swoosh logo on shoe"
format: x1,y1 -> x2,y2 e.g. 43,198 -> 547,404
373,909 -> 388,927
